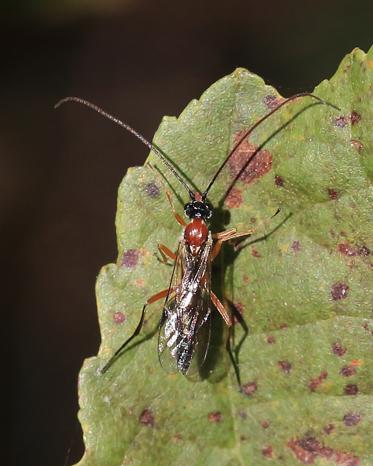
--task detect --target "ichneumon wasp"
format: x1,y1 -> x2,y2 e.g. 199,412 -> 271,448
55,92 -> 340,385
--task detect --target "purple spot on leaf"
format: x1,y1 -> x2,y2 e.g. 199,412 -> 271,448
343,412 -> 361,426
242,381 -> 257,397
335,115 -> 347,127
121,249 -> 140,268
344,384 -> 358,395
350,111 -> 361,125
332,342 -> 347,357
139,408 -> 154,427
263,94 -> 282,109
113,311 -> 126,324
331,282 -> 349,300
291,240 -> 301,252
327,188 -> 339,200
340,365 -> 356,377
208,411 -> 222,423
358,245 -> 370,256
278,360 -> 292,374
145,182 -> 160,198
275,175 -> 284,187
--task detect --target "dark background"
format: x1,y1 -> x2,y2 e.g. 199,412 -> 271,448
3,1 -> 371,465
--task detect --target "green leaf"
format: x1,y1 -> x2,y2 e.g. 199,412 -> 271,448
75,46 -> 373,466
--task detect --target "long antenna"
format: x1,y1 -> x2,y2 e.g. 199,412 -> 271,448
54,97 -> 195,199
202,92 -> 341,198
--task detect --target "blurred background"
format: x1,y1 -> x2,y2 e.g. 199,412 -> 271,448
3,1 -> 371,465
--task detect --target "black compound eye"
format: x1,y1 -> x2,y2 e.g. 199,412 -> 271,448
184,201 -> 212,220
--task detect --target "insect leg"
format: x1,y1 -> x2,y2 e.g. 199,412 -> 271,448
100,288 -> 173,373
210,291 -> 232,326
147,287 -> 173,304
211,228 -> 255,261
158,243 -> 178,263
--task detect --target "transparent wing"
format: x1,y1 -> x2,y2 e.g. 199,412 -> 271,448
158,237 -> 212,375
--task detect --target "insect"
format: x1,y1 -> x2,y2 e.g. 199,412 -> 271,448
56,92 -> 340,382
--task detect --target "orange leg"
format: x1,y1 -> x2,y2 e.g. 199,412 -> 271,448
212,228 -> 237,240
158,243 -> 178,263
211,228 -> 255,261
147,287 -> 174,304
101,286 -> 174,373
211,291 -> 232,327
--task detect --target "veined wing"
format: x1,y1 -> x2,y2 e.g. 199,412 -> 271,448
158,235 -> 213,375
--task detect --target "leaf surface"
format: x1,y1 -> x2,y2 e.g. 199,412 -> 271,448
75,46 -> 373,466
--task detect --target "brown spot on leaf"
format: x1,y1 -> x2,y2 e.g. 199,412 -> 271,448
327,188 -> 339,200
288,436 -> 360,465
349,111 -> 361,125
334,112 -> 361,129
267,335 -> 276,344
291,240 -> 301,252
145,182 -> 160,198
338,243 -> 357,256
113,311 -> 126,324
139,408 -> 154,427
335,452 -> 361,465
332,341 -> 347,356
331,282 -> 349,300
323,424 -> 335,435
263,94 -> 283,109
362,322 -> 373,336
288,436 -> 322,464
251,247 -> 261,258
121,249 -> 140,268
261,420 -> 270,429
228,130 -> 272,184
262,445 -> 273,459
275,175 -> 284,187
340,365 -> 356,377
242,381 -> 257,397
358,245 -> 370,256
225,187 -> 243,208
344,384 -> 358,395
208,411 -> 222,423
308,370 -> 328,392
343,412 -> 361,426
278,360 -> 292,374
350,139 -> 364,152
